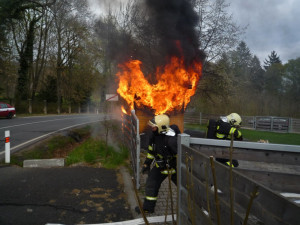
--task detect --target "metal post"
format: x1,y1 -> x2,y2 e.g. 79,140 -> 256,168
5,130 -> 10,163
177,133 -> 191,225
289,118 -> 292,133
131,110 -> 140,189
271,117 -> 274,131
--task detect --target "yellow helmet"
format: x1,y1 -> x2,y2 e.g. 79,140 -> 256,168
148,114 -> 170,133
226,113 -> 242,127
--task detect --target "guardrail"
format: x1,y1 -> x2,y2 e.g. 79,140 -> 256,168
177,134 -> 300,225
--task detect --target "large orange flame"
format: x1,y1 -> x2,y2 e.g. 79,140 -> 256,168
117,56 -> 202,115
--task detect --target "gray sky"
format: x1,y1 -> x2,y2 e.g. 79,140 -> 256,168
88,0 -> 300,64
227,0 -> 300,63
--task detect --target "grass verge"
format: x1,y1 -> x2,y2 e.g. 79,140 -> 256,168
65,138 -> 129,169
3,123 -> 129,168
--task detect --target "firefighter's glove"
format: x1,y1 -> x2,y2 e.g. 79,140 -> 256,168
142,164 -> 150,174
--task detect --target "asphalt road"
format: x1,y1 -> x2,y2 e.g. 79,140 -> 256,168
0,114 -> 137,225
0,114 -> 107,159
0,166 -> 133,225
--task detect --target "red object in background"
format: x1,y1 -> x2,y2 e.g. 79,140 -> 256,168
0,102 -> 16,119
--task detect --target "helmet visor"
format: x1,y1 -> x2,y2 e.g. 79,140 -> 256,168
148,118 -> 157,128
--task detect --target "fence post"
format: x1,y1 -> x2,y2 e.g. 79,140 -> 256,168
271,117 -> 274,131
289,118 -> 292,133
78,104 -> 81,113
131,110 -> 140,190
28,99 -> 32,114
200,112 -> 202,125
43,100 -> 47,114
177,133 -> 191,225
5,130 -> 10,163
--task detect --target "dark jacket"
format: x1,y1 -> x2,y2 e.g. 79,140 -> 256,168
144,125 -> 180,169
207,119 -> 242,140
206,119 -> 241,167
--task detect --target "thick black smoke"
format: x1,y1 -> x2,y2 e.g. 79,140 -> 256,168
145,0 -> 205,65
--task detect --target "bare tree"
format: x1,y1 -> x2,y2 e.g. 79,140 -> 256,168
5,0 -> 56,106
50,0 -> 91,113
30,4 -> 54,101
193,0 -> 245,63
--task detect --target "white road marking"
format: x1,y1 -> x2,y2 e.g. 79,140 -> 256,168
0,119 -> 103,155
281,193 -> 300,198
0,115 -> 100,130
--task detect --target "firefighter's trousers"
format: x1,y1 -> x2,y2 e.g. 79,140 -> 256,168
143,166 -> 177,212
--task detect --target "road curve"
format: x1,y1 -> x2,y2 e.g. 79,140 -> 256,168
0,114 -> 108,158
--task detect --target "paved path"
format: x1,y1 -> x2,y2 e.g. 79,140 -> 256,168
0,158 -> 178,225
0,166 -> 133,225
130,151 -> 178,224
138,172 -> 177,217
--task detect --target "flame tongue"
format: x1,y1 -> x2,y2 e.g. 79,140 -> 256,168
117,56 -> 202,115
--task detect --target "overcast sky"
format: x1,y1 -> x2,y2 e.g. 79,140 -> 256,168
227,0 -> 300,64
88,0 -> 300,64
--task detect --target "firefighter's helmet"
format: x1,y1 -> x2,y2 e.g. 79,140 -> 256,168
226,113 -> 242,127
148,114 -> 170,133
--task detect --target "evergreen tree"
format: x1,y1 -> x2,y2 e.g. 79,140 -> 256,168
230,41 -> 253,88
283,57 -> 300,116
249,55 -> 265,93
230,41 -> 252,76
264,50 -> 281,70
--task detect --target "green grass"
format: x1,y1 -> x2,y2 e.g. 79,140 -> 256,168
184,123 -> 300,145
46,135 -> 76,154
184,123 -> 207,131
241,129 -> 300,145
65,138 -> 129,168
3,123 -> 129,168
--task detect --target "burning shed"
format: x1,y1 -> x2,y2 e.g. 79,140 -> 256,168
116,0 -> 205,132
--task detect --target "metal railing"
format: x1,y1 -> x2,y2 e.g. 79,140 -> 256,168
122,110 -> 141,189
184,112 -> 300,133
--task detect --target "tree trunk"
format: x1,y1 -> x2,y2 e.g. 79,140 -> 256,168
16,18 -> 37,103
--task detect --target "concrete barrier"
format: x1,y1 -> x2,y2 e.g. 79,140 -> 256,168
23,158 -> 64,168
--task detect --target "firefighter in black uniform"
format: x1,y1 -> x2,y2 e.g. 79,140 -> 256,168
135,114 -> 180,214
206,113 -> 243,167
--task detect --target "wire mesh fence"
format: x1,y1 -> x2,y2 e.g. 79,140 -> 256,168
183,112 -> 300,133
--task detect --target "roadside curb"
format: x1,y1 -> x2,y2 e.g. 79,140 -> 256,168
23,158 -> 64,168
119,166 -> 139,216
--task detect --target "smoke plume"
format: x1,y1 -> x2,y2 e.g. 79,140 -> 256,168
145,0 -> 205,65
